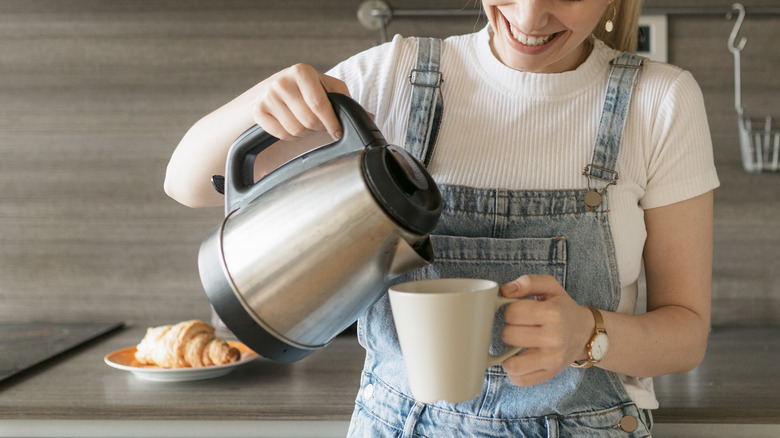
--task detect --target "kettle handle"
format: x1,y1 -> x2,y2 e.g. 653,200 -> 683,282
224,93 -> 387,213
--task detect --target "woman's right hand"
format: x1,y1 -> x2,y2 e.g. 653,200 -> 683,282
164,63 -> 350,208
251,63 -> 351,142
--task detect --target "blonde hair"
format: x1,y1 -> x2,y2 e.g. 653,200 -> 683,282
593,0 -> 644,52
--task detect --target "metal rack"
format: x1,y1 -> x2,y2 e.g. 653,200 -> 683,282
728,3 -> 779,173
356,0 -> 482,43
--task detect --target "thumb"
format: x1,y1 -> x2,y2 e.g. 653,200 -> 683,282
500,275 -> 563,300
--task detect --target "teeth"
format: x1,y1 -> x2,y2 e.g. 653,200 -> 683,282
510,25 -> 555,46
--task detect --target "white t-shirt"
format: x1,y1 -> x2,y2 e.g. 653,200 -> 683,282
328,26 -> 720,409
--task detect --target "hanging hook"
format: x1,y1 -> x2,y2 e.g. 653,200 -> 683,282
727,3 -> 747,54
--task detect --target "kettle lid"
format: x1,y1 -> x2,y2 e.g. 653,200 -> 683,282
362,145 -> 443,235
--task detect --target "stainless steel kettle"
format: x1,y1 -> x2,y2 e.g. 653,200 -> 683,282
198,93 -> 443,362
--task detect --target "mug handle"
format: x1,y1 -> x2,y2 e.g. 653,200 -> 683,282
486,296 -> 524,367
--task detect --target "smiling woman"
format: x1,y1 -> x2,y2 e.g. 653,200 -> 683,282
482,0 -> 611,72
164,0 -> 718,436
482,0 -> 641,73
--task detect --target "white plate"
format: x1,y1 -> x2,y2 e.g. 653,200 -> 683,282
104,341 -> 258,382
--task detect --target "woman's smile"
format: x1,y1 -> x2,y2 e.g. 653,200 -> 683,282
501,11 -> 563,53
483,0 -> 610,73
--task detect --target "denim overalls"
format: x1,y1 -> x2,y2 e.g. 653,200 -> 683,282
347,38 -> 653,438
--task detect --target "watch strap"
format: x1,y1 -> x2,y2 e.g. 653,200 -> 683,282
571,306 -> 606,369
588,306 -> 605,331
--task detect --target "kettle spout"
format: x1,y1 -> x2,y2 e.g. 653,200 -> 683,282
388,236 -> 434,278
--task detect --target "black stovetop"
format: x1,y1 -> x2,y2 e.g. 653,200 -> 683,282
0,321 -> 124,384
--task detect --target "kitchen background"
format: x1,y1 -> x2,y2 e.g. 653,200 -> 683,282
0,0 -> 778,328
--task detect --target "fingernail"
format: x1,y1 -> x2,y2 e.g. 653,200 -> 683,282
502,282 -> 518,295
333,130 -> 343,140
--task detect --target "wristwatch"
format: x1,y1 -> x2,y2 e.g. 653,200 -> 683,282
571,306 -> 608,369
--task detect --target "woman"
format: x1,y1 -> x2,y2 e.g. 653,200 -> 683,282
165,0 -> 718,436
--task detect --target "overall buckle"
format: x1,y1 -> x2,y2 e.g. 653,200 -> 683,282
409,69 -> 443,88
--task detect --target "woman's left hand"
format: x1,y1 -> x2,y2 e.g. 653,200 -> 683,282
499,275 -> 594,387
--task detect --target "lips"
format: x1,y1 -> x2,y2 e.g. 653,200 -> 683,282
499,11 -> 561,50
510,27 -> 557,46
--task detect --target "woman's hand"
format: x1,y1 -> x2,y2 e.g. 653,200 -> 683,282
164,63 -> 351,208
499,275 -> 594,387
251,63 -> 351,141
497,193 -> 713,386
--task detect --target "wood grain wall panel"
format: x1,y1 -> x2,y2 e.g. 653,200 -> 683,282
0,0 -> 778,326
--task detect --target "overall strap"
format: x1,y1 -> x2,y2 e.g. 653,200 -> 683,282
583,52 -> 645,210
404,37 -> 443,167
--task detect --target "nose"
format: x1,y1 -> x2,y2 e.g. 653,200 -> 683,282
511,0 -> 550,34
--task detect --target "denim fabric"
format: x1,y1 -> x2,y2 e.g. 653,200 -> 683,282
585,54 -> 644,187
404,38 -> 443,167
350,372 -> 652,437
347,47 -> 650,437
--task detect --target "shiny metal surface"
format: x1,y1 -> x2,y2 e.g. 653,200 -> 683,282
212,151 -> 430,349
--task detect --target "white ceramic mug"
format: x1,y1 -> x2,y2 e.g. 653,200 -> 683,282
388,278 -> 522,403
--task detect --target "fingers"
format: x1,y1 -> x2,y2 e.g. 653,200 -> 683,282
253,90 -> 310,141
252,64 -> 350,141
500,309 -> 571,387
502,297 -> 567,328
502,322 -> 562,349
501,349 -> 562,387
299,71 -> 347,140
497,275 -> 594,386
500,274 -> 563,300
498,305 -> 570,387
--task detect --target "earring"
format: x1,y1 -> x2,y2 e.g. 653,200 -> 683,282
605,3 -> 616,33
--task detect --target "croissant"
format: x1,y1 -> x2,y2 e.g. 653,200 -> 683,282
134,320 -> 240,368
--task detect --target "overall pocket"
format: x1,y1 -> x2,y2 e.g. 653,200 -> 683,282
416,234 -> 568,287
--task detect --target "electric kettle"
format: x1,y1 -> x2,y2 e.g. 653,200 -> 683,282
198,93 -> 443,362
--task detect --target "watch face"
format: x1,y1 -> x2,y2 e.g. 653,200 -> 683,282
591,333 -> 609,361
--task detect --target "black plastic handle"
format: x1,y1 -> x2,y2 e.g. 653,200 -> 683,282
223,93 -> 387,214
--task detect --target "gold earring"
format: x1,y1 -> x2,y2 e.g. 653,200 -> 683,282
605,3 -> 616,33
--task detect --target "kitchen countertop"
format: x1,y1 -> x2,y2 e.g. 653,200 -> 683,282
0,324 -> 778,437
